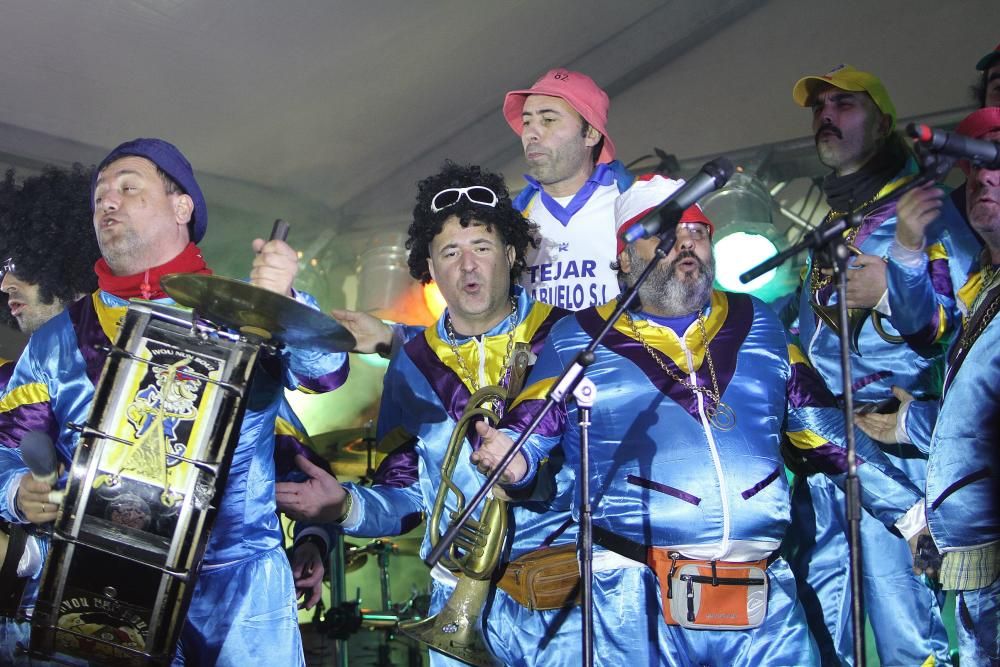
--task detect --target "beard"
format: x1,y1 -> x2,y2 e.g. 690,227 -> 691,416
623,246 -> 715,316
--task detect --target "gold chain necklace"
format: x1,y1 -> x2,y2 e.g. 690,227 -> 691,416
959,265 -> 1000,355
809,175 -> 915,293
625,310 -> 736,431
968,264 -> 1000,318
445,298 -> 518,415
809,200 -> 875,292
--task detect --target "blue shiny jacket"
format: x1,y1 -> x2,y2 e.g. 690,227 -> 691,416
343,288 -> 577,561
798,169 -> 979,406
889,258 -> 1000,551
502,292 -> 925,561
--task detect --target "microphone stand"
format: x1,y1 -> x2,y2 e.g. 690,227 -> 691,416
740,159 -> 948,667
426,230 -> 680,667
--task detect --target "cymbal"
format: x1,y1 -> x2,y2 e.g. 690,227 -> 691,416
161,273 -> 355,353
312,426 -> 374,451
343,546 -> 368,573
346,534 -> 423,558
314,425 -> 415,456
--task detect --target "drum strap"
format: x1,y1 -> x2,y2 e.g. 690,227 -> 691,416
0,523 -> 30,617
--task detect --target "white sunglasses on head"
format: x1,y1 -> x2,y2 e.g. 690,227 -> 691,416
430,186 -> 499,213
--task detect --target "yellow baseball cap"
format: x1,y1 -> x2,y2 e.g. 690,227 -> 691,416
792,64 -> 896,129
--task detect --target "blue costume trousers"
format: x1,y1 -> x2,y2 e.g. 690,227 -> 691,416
789,474 -> 950,666
172,546 -> 303,666
956,576 -> 1000,666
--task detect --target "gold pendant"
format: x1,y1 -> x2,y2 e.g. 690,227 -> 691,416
706,401 -> 736,431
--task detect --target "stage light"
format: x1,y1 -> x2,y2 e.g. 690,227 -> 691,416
713,228 -> 779,292
698,170 -> 795,302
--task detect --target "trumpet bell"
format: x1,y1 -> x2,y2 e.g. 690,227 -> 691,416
812,303 -> 871,356
398,577 -> 500,667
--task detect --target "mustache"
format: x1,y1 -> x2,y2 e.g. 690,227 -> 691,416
815,123 -> 843,141
669,250 -> 703,270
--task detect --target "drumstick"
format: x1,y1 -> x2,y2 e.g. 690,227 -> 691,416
270,218 -> 290,242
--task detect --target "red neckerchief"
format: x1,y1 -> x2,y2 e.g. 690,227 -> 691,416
95,242 -> 212,300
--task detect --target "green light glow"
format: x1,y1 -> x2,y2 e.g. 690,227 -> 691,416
714,231 -> 779,293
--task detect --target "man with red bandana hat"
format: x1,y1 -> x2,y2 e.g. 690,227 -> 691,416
860,106 -> 1000,666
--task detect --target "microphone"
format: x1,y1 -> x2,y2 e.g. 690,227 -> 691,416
20,431 -> 64,505
907,123 -> 1000,169
620,157 -> 734,244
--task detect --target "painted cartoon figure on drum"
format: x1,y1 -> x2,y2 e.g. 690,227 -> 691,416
56,609 -> 145,660
126,361 -> 200,448
93,356 -> 207,509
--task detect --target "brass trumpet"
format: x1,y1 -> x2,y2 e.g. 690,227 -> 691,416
811,244 -> 904,355
399,385 -> 510,667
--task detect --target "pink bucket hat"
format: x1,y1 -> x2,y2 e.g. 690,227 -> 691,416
503,68 -> 616,164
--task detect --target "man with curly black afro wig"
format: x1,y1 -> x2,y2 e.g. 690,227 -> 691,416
282,163 -> 585,666
0,165 -> 100,334
0,164 -> 99,666
405,161 -> 536,306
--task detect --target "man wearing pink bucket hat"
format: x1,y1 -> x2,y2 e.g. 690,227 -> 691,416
504,68 -> 633,311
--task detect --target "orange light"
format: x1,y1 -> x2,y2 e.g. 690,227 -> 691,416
423,282 -> 446,319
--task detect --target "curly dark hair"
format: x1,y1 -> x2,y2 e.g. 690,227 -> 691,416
0,164 -> 101,328
406,161 -> 538,285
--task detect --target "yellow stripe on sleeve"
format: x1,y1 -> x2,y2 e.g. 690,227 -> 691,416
0,382 -> 51,414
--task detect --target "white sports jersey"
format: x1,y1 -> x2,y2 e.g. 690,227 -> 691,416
517,176 -> 624,311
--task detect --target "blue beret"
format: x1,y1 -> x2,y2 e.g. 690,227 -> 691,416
93,138 -> 208,243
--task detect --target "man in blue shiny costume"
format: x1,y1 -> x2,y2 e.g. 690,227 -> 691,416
859,106 -> 1000,666
784,64 -> 978,666
0,164 -> 101,666
0,139 -> 349,666
472,174 -> 936,666
278,163 -> 587,666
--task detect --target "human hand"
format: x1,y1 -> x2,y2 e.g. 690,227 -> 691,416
895,182 -> 945,251
844,254 -> 887,309
469,421 -> 527,485
16,473 -> 60,525
250,238 -> 298,296
291,539 -> 326,610
855,386 -> 914,444
276,454 -> 348,523
909,529 -> 941,580
329,308 -> 395,355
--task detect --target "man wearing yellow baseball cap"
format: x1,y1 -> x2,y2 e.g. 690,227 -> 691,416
783,64 -> 978,666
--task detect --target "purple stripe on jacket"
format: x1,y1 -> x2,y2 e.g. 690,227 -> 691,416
274,433 -> 331,479
368,429 -> 426,534
372,439 -> 420,489
67,296 -> 112,387
787,359 -> 838,409
405,334 -> 472,428
297,361 -> 350,394
2,403 -> 59,449
797,441 -> 866,475
576,294 -> 753,425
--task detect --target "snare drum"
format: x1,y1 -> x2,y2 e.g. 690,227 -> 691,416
31,301 -> 259,666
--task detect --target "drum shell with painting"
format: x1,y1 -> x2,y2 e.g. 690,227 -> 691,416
31,301 -> 258,666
